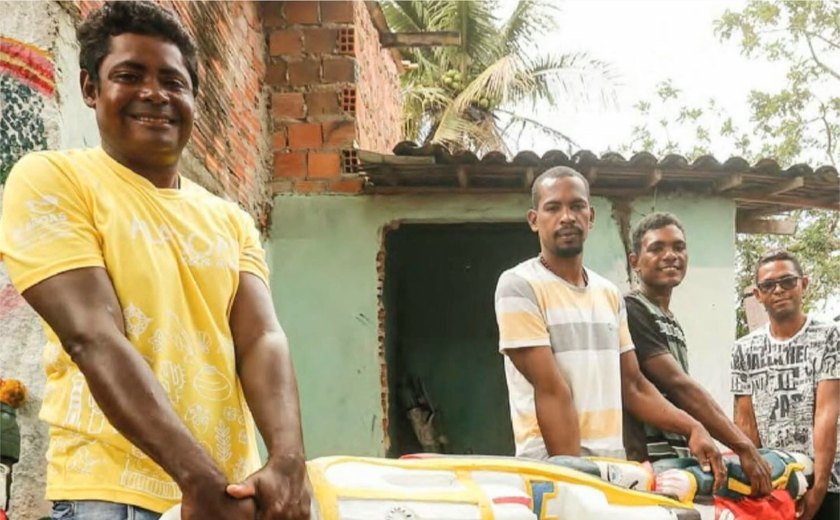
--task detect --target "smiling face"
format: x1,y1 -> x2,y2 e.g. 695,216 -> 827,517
527,175 -> 594,259
81,33 -> 195,173
631,224 -> 688,291
754,260 -> 808,321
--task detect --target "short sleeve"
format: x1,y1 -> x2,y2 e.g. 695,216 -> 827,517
494,271 -> 550,351
617,296 -> 635,354
817,324 -> 839,382
235,208 -> 269,286
625,296 -> 669,362
0,152 -> 104,293
730,341 -> 753,395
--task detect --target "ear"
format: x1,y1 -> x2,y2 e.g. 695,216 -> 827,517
80,70 -> 97,108
589,206 -> 595,227
629,252 -> 639,271
752,286 -> 762,302
527,209 -> 538,232
800,275 -> 809,292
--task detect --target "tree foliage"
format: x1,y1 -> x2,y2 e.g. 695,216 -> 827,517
382,0 -> 614,154
623,0 -> 840,334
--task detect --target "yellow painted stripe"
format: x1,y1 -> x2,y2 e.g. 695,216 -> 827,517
497,311 -> 549,342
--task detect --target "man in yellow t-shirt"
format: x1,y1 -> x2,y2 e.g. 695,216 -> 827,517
0,2 -> 308,519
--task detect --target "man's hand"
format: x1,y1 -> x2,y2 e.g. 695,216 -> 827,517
686,424 -> 726,490
796,485 -> 827,520
226,453 -> 311,520
181,474 -> 257,520
734,445 -> 772,497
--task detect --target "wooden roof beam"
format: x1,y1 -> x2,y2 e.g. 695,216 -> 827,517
736,212 -> 796,235
713,173 -> 743,193
645,169 -> 662,189
380,31 -> 461,48
734,195 -> 840,211
765,176 -> 804,196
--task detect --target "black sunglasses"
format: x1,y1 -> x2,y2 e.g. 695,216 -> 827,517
757,276 -> 800,294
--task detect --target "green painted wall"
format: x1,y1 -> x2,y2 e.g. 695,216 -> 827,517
268,193 -> 736,457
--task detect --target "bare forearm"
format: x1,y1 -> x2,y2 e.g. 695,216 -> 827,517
66,332 -> 223,488
733,398 -> 762,448
671,382 -> 753,453
535,386 -> 580,456
813,408 -> 839,492
624,377 -> 698,436
237,332 -> 305,459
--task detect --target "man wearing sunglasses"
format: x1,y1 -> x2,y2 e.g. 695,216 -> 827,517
731,250 -> 839,520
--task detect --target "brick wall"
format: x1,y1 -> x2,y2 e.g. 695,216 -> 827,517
264,1 -> 403,195
353,1 -> 402,156
75,1 -> 272,226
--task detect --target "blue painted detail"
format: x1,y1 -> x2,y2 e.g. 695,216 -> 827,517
529,480 -> 556,517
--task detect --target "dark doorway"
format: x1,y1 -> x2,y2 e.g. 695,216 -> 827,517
383,223 -> 538,457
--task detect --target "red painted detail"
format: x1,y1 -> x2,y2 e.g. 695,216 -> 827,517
0,283 -> 26,316
0,37 -> 55,96
492,496 -> 532,507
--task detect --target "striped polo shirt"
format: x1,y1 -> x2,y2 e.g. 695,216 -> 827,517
494,257 -> 634,460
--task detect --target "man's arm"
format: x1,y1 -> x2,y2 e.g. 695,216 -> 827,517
642,354 -> 772,496
22,267 -> 253,519
620,351 -> 726,488
505,346 -> 580,456
224,273 -> 309,520
732,395 -> 762,448
798,379 -> 840,520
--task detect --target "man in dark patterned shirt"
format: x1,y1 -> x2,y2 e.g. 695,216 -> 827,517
623,212 -> 771,497
732,250 -> 839,520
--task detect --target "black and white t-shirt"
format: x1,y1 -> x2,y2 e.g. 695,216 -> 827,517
730,316 -> 840,493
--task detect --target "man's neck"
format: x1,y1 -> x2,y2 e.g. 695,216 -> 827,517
102,144 -> 181,189
540,251 -> 586,287
768,312 -> 808,341
639,283 -> 672,314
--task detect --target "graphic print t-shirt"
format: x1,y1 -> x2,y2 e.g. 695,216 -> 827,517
495,258 -> 634,460
0,149 -> 268,513
730,316 -> 840,493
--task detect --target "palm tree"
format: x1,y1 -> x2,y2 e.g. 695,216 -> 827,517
382,0 -> 614,155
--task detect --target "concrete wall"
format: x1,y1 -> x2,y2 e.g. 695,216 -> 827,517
268,193 -> 736,457
0,3 -> 100,518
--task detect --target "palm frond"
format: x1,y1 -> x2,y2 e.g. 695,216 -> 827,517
500,0 -> 560,55
497,109 -> 581,149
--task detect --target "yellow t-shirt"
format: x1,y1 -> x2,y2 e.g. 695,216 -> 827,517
0,148 -> 267,512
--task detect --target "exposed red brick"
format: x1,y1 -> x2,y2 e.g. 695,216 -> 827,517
323,58 -> 355,83
274,151 -> 308,178
261,2 -> 285,27
288,123 -> 323,149
284,1 -> 319,24
304,28 -> 337,54
322,120 -> 356,147
265,62 -> 287,85
271,131 -> 287,150
307,151 -> 342,178
271,178 -> 294,194
320,1 -> 353,23
305,90 -> 340,117
295,179 -> 328,194
288,59 -> 321,86
272,92 -> 306,119
269,29 -> 302,56
329,177 -> 364,193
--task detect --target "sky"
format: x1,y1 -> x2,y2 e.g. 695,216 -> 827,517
509,0 -> 788,157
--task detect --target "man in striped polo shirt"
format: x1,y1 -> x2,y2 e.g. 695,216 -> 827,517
494,167 -> 723,487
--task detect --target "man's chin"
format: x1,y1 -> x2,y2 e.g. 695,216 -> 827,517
554,247 -> 583,258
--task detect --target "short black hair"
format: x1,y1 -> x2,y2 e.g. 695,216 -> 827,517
531,166 -> 590,208
755,249 -> 803,281
631,212 -> 686,255
77,1 -> 199,95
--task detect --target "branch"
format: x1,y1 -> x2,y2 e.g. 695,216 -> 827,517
819,108 -> 836,167
805,33 -> 840,81
803,30 -> 840,52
